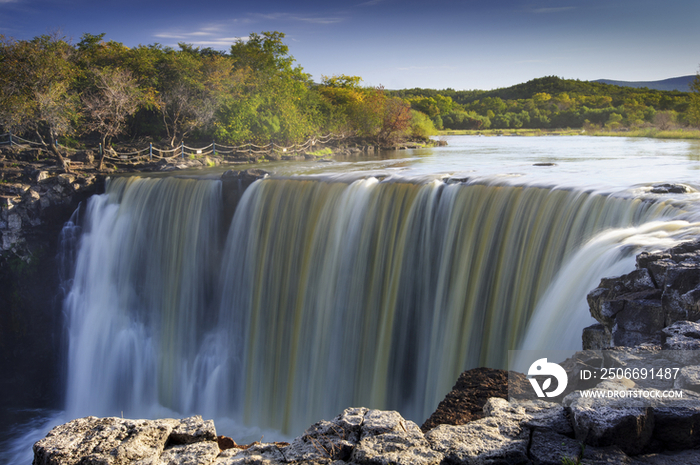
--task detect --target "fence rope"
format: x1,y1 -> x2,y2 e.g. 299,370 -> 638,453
1,133 -> 347,163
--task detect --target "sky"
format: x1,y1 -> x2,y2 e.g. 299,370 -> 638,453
1,0 -> 699,91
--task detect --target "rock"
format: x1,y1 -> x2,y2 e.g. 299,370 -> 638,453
674,366 -> 700,391
217,436 -> 236,451
57,173 -> 76,186
169,415 -> 217,444
160,441 -> 221,464
529,429 -> 585,465
661,267 -> 700,324
221,168 -> 269,184
650,396 -> 700,450
351,409 -> 443,465
580,445 -> 634,464
420,367 -> 528,432
283,407 -> 366,462
662,320 -> 700,350
583,323 -> 612,349
586,242 -> 700,348
74,150 -> 95,164
33,416 -> 179,465
217,443 -> 286,464
612,295 -> 665,346
650,184 -> 693,194
634,449 -> 700,464
563,382 -> 655,455
7,212 -> 21,231
425,416 -> 529,465
33,415 -> 219,465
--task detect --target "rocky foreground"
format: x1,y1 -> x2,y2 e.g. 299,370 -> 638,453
31,392 -> 700,465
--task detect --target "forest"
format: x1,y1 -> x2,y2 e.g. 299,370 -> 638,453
0,31 -> 433,152
1,31 -> 699,153
392,76 -> 700,132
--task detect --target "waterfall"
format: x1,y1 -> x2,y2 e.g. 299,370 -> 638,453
61,174 -> 691,437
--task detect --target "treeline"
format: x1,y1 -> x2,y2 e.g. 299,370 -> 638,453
0,31 -> 435,154
390,76 -> 700,131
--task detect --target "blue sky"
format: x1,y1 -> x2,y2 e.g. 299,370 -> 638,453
1,0 -> 698,90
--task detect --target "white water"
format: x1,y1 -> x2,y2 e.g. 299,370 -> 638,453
8,136 -> 700,463
56,174 -> 695,437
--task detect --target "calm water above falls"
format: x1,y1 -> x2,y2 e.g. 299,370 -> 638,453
250,135 -> 700,193
6,135 -> 700,464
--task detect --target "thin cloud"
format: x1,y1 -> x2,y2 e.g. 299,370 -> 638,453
255,13 -> 344,24
153,26 -> 249,49
396,65 -> 457,71
531,7 -> 576,13
357,0 -> 385,6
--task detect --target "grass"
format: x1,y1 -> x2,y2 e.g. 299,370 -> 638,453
308,147 -> 333,157
588,128 -> 700,139
439,128 -> 584,137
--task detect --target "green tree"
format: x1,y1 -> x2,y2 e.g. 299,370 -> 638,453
157,44 -> 235,146
216,31 -> 317,144
688,72 -> 700,127
0,33 -> 78,170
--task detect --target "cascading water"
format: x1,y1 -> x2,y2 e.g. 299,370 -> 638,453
56,173 -> 699,440
64,176 -> 222,419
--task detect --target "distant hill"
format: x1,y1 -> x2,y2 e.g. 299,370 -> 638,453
592,75 -> 695,92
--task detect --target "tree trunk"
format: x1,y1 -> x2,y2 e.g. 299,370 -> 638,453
49,141 -> 70,173
36,130 -> 69,173
98,136 -> 106,171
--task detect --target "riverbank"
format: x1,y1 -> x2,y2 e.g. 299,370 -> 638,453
440,127 -> 700,139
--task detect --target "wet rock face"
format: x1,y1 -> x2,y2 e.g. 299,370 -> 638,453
585,240 -> 700,349
0,169 -> 103,417
650,183 -> 694,194
0,171 -> 102,257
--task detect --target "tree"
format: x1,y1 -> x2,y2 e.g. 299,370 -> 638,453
157,45 -> 234,146
81,67 -> 141,169
688,72 -> 700,128
379,97 -> 412,145
0,34 -> 78,170
216,31 -> 317,144
653,110 -> 676,130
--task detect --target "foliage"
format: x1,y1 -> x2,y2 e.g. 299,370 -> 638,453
688,72 -> 700,127
389,76 -> 697,132
8,31 -> 694,149
409,110 -> 438,140
81,67 -> 141,148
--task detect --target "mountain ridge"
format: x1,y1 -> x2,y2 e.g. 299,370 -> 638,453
592,75 -> 695,92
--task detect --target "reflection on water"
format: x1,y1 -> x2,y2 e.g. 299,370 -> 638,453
159,136 -> 700,194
